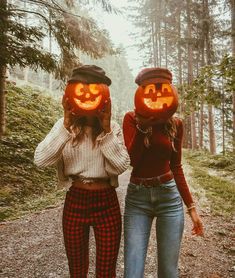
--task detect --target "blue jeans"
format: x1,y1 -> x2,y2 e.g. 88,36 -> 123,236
124,179 -> 184,278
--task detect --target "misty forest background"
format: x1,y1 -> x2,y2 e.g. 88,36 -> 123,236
0,0 -> 234,221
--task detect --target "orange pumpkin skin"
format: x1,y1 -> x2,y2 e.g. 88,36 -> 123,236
64,82 -> 110,115
134,83 -> 179,119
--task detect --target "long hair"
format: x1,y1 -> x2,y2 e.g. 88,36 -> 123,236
144,117 -> 178,150
163,117 -> 178,151
70,116 -> 103,147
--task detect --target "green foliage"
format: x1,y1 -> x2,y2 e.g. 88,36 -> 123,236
0,84 -> 63,221
0,0 -> 115,79
184,149 -> 235,216
217,55 -> 235,94
185,149 -> 235,173
180,55 -> 234,111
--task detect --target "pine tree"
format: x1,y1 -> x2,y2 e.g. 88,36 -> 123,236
0,0 -> 116,138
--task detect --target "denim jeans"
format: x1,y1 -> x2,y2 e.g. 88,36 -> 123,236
124,179 -> 184,278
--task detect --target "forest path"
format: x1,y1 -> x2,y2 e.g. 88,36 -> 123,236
0,167 -> 234,278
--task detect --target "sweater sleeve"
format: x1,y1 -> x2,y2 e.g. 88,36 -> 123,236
34,118 -> 72,167
122,111 -> 146,168
97,121 -> 130,176
170,118 -> 194,207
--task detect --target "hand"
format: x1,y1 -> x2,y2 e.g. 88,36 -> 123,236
188,208 -> 204,236
134,111 -> 159,130
62,95 -> 76,131
96,98 -> 111,134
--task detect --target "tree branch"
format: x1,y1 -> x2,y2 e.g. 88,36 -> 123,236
9,8 -> 51,26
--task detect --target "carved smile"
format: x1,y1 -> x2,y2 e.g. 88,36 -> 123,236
74,95 -> 102,110
143,97 -> 174,110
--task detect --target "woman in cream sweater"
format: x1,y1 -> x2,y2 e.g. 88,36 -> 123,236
34,65 -> 130,278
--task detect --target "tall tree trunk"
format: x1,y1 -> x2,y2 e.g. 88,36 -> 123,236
164,2 -> 168,68
153,7 -> 159,67
208,104 -> 216,154
177,7 -> 188,147
199,103 -> 204,148
199,3 -> 206,149
151,19 -> 157,67
0,66 -> 7,138
191,112 -> 197,149
230,0 -> 235,151
24,0 -> 29,83
177,8 -> 183,86
184,116 -> 192,149
187,0 -> 197,149
157,0 -> 162,67
164,20 -> 168,68
49,12 -> 53,91
0,0 -> 7,139
177,10 -> 186,134
204,0 -> 216,154
222,80 -> 225,155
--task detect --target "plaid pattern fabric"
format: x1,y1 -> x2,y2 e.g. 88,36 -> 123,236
63,186 -> 122,278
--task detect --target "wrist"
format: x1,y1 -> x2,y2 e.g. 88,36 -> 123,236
187,203 -> 196,214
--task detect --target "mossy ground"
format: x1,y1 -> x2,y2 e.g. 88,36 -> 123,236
0,85 -> 65,221
183,150 -> 235,216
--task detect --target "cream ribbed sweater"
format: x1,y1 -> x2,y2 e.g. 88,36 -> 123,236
34,118 -> 130,188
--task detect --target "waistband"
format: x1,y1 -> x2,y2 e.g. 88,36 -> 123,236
130,171 -> 174,188
71,176 -> 111,190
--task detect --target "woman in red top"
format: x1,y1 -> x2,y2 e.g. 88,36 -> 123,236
123,67 -> 203,278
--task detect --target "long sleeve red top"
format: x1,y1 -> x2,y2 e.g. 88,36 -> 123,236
122,111 -> 194,207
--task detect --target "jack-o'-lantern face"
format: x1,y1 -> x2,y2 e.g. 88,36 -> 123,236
73,83 -> 102,110
134,83 -> 178,119
64,82 -> 110,115
143,83 -> 174,110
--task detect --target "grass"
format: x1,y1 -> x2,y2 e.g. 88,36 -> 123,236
184,150 -> 235,216
0,84 -> 63,221
0,189 -> 66,221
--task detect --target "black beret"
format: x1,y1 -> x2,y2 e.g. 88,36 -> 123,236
135,67 -> 172,86
68,65 -> 111,86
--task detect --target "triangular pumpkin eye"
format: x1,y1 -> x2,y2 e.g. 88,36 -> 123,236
144,84 -> 155,94
75,83 -> 85,96
89,84 -> 100,95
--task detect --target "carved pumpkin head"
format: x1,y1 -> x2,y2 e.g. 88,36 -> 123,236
64,82 -> 110,115
134,83 -> 178,119
64,65 -> 111,115
134,67 -> 178,119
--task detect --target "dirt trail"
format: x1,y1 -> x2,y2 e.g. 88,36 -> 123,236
0,170 -> 234,278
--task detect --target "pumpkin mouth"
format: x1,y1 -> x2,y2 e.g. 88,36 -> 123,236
74,95 -> 102,110
143,97 -> 174,110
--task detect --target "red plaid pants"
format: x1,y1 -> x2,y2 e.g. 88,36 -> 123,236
63,186 -> 122,278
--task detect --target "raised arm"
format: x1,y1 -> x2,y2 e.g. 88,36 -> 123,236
34,118 -> 71,167
97,121 -> 130,176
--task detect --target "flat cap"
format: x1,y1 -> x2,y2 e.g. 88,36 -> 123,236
135,67 -> 172,86
68,65 -> 111,86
